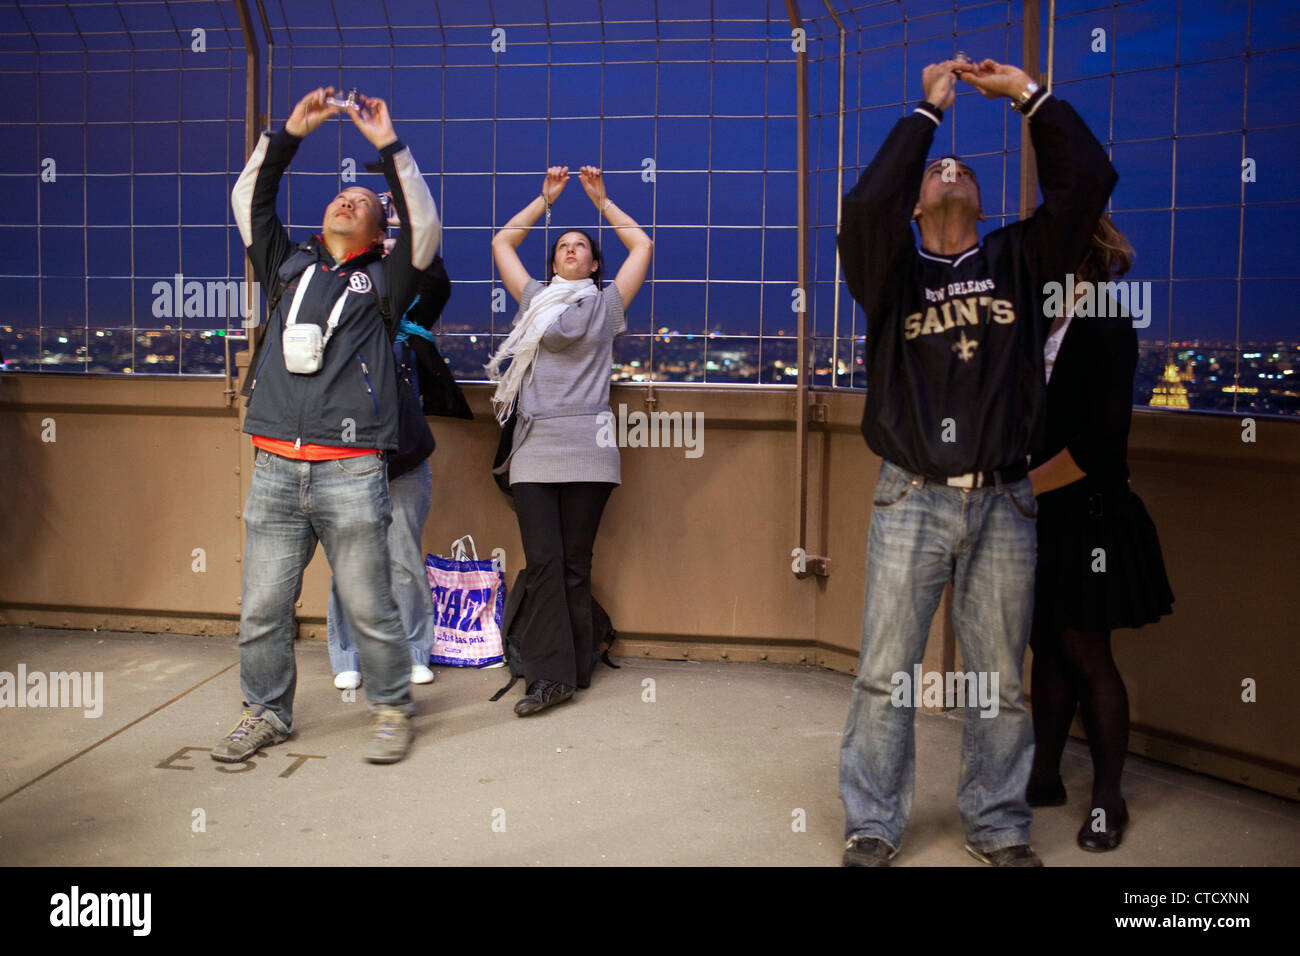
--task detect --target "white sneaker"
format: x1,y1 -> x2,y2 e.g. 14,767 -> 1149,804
333,671 -> 361,690
411,664 -> 436,685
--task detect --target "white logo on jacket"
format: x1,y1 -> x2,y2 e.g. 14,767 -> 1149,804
347,271 -> 373,294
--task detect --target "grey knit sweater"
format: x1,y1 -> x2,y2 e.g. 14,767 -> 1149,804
506,277 -> 626,485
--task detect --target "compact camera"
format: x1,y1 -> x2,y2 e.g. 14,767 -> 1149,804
283,324 -> 326,374
326,88 -> 361,110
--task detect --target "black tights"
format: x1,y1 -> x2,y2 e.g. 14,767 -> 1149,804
1029,626 -> 1130,815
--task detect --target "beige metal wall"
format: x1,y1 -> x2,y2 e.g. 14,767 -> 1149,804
1,371 -> 1297,799
0,373 -> 245,633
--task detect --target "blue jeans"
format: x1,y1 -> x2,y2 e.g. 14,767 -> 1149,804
327,458 -> 434,673
839,460 -> 1037,852
237,448 -> 413,733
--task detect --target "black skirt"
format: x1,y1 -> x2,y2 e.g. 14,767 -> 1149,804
1033,480 -> 1174,635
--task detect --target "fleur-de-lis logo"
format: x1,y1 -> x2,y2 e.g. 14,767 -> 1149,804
952,330 -> 978,362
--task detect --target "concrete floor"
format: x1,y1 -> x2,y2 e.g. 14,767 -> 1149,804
1,626 -> 1296,867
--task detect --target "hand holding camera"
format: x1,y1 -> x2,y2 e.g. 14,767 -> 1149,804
285,87 -> 341,138
285,87 -> 397,150
344,93 -> 398,151
957,59 -> 1035,100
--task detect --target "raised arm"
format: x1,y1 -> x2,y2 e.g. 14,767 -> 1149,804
232,87 -> 340,288
1028,96 -> 1117,293
492,167 -> 568,302
577,165 -> 653,309
961,60 -> 1117,293
837,61 -> 959,321
344,95 -> 441,334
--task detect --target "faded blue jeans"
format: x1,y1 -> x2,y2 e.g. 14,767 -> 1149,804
237,447 -> 413,733
840,459 -> 1037,853
327,458 -> 435,673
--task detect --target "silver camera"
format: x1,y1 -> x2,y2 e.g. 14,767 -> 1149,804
326,88 -> 361,110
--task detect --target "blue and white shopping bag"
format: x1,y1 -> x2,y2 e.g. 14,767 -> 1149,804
425,535 -> 506,668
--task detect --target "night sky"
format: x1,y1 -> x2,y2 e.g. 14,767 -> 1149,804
1,0 -> 1297,374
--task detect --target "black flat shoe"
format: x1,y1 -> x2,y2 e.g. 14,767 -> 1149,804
1077,801 -> 1129,852
514,679 -> 575,717
1025,776 -> 1068,807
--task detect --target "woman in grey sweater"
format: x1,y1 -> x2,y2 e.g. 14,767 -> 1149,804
488,165 -> 653,716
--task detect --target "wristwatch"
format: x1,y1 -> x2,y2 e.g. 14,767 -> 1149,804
1011,80 -> 1041,113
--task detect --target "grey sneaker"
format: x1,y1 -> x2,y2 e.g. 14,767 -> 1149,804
964,843 -> 1043,867
211,705 -> 288,763
843,836 -> 899,867
364,707 -> 412,764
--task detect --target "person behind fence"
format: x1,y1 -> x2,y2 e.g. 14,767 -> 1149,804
327,192 -> 457,692
219,87 -> 441,764
1025,213 -> 1174,852
487,165 -> 652,717
835,58 -> 1117,866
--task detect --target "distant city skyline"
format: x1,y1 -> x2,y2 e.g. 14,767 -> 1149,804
5,324 -> 1296,419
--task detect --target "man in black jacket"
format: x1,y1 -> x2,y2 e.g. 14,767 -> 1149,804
837,59 -> 1116,865
216,87 -> 441,765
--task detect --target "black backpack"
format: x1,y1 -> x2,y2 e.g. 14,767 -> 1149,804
491,404 -> 519,498
354,261 -> 437,480
387,335 -> 437,480
489,565 -> 619,701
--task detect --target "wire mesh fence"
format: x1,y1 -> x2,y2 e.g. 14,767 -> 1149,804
1,0 -> 1296,415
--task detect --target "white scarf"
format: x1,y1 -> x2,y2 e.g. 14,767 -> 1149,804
485,276 -> 598,423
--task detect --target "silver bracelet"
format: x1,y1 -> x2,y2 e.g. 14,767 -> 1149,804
601,198 -> 613,214
1010,80 -> 1042,114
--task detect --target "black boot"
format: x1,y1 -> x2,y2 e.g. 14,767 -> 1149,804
514,679 -> 575,717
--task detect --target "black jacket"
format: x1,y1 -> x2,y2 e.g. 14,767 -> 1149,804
233,127 -> 441,451
838,95 -> 1117,479
1032,310 -> 1138,488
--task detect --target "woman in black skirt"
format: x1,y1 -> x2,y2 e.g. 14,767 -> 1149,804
1025,214 -> 1174,851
